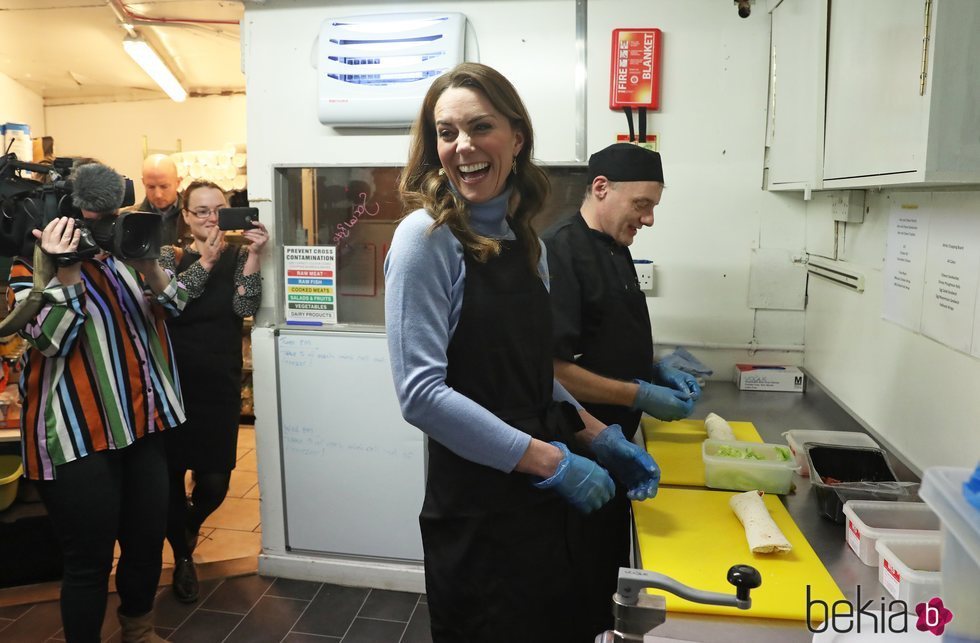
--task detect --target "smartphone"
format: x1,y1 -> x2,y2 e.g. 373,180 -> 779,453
217,207 -> 258,231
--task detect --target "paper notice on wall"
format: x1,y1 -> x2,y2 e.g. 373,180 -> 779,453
974,284 -> 980,359
919,195 -> 980,354
284,246 -> 337,325
882,198 -> 930,331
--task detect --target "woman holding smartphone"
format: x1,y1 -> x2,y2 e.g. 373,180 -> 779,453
158,180 -> 268,603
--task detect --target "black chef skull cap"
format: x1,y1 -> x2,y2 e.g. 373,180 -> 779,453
587,143 -> 664,184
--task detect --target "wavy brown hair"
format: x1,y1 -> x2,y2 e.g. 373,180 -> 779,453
399,63 -> 550,267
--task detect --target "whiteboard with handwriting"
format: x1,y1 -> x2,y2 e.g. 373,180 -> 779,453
278,330 -> 425,560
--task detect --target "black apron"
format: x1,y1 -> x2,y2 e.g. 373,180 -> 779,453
165,245 -> 244,472
568,215 -> 655,638
572,216 -> 653,441
420,230 -> 587,643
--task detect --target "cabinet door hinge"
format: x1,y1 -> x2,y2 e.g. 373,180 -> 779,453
920,0 -> 933,96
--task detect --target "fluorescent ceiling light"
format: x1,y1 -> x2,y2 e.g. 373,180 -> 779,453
122,37 -> 187,102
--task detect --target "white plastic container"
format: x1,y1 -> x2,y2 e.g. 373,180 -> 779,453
702,438 -> 796,494
782,429 -> 879,476
919,466 -> 980,642
874,537 -> 943,609
842,500 -> 940,566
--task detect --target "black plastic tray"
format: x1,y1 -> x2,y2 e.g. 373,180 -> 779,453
804,443 -> 916,523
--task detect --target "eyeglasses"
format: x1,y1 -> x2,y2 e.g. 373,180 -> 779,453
186,206 -> 223,219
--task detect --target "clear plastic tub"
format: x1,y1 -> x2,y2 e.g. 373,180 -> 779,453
874,536 -> 943,609
919,466 -> 980,642
701,438 -> 797,494
842,500 -> 940,566
782,429 -> 879,476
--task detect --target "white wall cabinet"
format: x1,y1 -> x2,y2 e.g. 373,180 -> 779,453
764,0 -> 828,191
767,0 -> 980,192
824,0 -> 980,188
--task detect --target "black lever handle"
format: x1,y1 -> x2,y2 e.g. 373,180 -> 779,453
727,565 -> 762,603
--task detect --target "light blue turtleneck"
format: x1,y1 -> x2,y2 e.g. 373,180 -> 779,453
384,188 -> 579,473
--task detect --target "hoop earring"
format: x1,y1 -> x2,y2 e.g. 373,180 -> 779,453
511,158 -> 518,176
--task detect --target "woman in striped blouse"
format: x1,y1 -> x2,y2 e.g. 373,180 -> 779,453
8,163 -> 187,643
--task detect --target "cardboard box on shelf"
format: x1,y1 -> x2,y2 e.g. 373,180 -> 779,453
734,364 -> 805,393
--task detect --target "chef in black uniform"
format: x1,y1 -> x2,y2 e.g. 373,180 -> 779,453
543,143 -> 702,637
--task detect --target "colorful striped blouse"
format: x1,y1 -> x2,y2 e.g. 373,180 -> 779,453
7,256 -> 188,480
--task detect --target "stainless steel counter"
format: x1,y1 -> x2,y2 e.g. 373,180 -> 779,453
635,381 -> 919,643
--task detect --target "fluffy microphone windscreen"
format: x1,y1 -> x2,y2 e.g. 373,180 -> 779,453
71,163 -> 126,214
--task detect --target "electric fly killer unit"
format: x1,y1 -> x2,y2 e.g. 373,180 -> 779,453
317,12 -> 466,127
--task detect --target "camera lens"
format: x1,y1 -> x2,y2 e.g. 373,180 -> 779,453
120,221 -> 149,258
737,0 -> 751,18
114,211 -> 161,260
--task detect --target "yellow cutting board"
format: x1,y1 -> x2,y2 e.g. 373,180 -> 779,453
633,487 -> 844,622
642,417 -> 764,487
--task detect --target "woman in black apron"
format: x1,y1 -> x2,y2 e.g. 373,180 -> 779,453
159,180 -> 268,603
385,63 -> 658,643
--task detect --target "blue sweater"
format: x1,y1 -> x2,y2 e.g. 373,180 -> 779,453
384,189 -> 578,473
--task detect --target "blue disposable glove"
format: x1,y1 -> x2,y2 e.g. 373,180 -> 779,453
591,424 -> 660,500
658,347 -> 713,379
631,380 -> 694,421
653,362 -> 702,401
533,442 -> 615,513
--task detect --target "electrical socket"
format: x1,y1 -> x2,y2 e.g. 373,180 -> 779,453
635,261 -> 654,291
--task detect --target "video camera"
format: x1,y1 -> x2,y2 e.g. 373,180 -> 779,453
0,153 -> 161,262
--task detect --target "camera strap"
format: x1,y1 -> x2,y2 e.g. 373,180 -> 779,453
0,244 -> 56,336
42,249 -> 83,267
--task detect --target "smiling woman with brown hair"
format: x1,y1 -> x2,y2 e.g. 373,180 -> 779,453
385,63 -> 659,643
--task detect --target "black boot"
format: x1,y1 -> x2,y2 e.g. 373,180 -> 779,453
172,557 -> 199,603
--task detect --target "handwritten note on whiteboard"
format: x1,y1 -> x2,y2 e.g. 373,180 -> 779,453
277,332 -> 425,560
883,198 -> 930,331
919,194 -> 980,354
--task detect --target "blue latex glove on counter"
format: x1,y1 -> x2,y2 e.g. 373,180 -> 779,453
658,347 -> 713,379
591,424 -> 660,500
653,362 -> 702,400
533,441 -> 615,513
632,380 -> 694,421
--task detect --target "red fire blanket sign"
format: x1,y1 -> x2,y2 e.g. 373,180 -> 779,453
609,29 -> 663,110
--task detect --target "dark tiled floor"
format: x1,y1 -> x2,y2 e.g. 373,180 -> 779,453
0,575 -> 431,643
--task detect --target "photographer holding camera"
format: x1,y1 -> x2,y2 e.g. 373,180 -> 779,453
158,180 -> 267,603
7,162 -> 187,643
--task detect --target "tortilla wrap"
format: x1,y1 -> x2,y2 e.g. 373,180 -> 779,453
729,490 -> 793,554
705,412 -> 736,441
